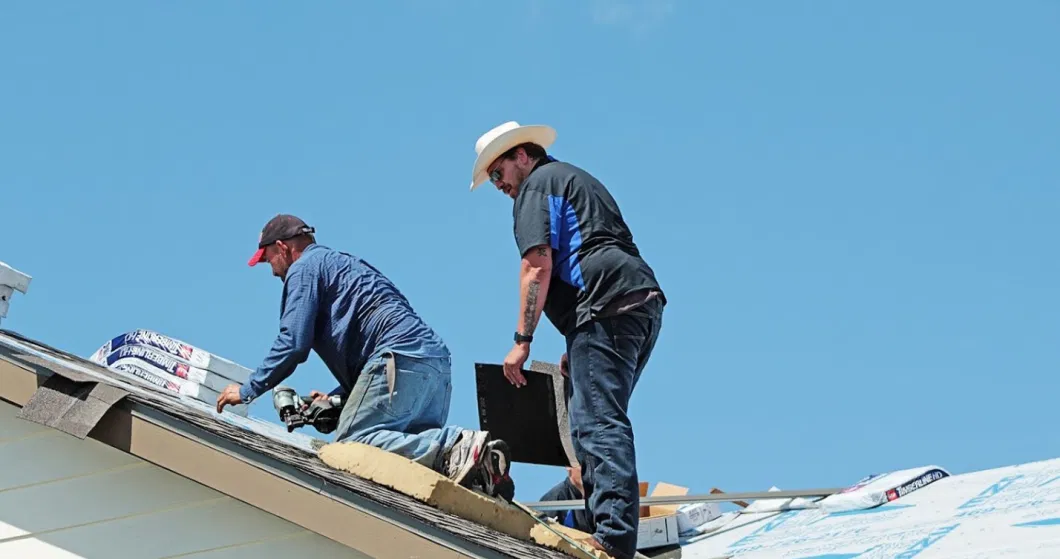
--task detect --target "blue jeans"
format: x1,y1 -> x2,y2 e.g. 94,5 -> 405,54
334,352 -> 464,472
567,297 -> 664,559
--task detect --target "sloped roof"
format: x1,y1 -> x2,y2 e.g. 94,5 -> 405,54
0,399 -> 365,558
8,326 -> 1058,559
678,455 -> 1060,558
0,329 -> 575,559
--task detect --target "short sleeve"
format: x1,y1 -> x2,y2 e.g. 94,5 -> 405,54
513,184 -> 552,258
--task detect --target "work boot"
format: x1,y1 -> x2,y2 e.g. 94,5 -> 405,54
443,430 -> 514,500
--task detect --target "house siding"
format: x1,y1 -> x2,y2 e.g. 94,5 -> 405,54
0,400 -> 367,559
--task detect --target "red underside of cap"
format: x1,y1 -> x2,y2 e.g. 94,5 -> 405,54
247,247 -> 265,267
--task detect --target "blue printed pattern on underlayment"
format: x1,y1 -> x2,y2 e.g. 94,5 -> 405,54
548,195 -> 585,289
893,524 -> 959,558
808,504 -> 915,525
1039,475 -> 1060,487
791,525 -> 957,559
1014,517 -> 1060,527
728,510 -> 798,550
957,474 -> 1024,510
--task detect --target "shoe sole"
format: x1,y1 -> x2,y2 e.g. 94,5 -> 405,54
452,430 -> 490,487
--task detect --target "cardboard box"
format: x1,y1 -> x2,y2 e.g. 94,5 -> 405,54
636,482 -> 687,550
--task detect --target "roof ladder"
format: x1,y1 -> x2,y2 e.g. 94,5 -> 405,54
0,261 -> 32,327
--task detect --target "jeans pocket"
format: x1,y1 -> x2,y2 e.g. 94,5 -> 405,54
373,365 -> 432,420
602,314 -> 650,349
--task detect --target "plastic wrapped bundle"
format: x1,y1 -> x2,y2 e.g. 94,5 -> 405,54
88,329 -> 253,417
90,329 -> 251,383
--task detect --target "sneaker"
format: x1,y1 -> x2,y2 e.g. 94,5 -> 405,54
479,438 -> 514,501
442,430 -> 515,500
489,467 -> 516,502
443,429 -> 490,487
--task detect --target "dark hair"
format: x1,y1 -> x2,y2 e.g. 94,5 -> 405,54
501,142 -> 548,162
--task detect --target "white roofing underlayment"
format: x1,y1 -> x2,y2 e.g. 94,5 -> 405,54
679,456 -> 1060,558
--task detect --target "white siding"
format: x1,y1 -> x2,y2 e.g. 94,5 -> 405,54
0,401 -> 370,558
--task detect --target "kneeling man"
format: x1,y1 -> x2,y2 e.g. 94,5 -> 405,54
216,214 -> 513,499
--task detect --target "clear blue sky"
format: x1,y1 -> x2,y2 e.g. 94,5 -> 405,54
3,1 -> 1058,503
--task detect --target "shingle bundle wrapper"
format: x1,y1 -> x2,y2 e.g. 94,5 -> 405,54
88,329 -> 251,417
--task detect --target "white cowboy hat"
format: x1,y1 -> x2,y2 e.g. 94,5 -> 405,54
469,121 -> 556,191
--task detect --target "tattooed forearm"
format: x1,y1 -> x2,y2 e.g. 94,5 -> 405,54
523,280 -> 540,335
516,245 -> 551,341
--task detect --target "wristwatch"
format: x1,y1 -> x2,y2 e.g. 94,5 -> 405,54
514,332 -> 534,344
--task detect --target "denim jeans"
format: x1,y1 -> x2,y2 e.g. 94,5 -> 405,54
566,297 -> 664,559
334,352 -> 464,472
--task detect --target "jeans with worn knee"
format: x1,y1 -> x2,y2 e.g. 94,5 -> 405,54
566,297 -> 664,559
334,352 -> 464,472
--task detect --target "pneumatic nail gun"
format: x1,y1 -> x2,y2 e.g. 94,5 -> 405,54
272,385 -> 344,434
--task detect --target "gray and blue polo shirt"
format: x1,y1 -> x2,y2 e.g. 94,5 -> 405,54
513,158 -> 665,336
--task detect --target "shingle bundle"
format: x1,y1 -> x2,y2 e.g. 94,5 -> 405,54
88,329 -> 251,417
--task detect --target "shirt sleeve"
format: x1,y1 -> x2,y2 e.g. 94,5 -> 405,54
240,263 -> 320,403
513,182 -> 553,258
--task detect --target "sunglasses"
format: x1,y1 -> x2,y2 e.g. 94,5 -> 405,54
489,163 -> 505,185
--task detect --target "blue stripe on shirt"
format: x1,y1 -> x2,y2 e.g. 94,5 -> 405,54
548,195 -> 586,290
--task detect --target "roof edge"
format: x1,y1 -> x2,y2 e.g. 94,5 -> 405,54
0,339 -> 512,559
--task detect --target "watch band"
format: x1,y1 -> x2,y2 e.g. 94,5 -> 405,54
514,332 -> 534,344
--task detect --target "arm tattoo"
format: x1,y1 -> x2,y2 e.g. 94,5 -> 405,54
536,246 -> 548,257
523,279 -> 540,335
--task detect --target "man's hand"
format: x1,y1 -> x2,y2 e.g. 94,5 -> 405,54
560,352 -> 569,377
567,465 -> 584,496
308,390 -> 329,402
503,342 -> 531,387
216,384 -> 243,413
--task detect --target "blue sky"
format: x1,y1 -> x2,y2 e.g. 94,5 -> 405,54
2,1 -> 1058,504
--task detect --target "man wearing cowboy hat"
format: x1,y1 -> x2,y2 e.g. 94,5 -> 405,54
216,214 -> 515,500
470,122 -> 666,558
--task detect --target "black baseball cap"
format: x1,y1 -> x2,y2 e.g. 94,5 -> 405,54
247,214 -> 316,266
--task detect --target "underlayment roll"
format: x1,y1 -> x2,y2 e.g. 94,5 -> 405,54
817,465 -> 951,513
109,360 -> 206,398
107,359 -> 249,417
95,344 -> 234,393
88,329 -> 252,417
89,329 -> 252,384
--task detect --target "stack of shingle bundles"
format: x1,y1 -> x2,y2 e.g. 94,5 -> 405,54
88,329 -> 251,417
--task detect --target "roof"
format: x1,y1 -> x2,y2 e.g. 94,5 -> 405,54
4,322 -> 1059,559
0,328 -> 580,559
677,456 -> 1060,558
